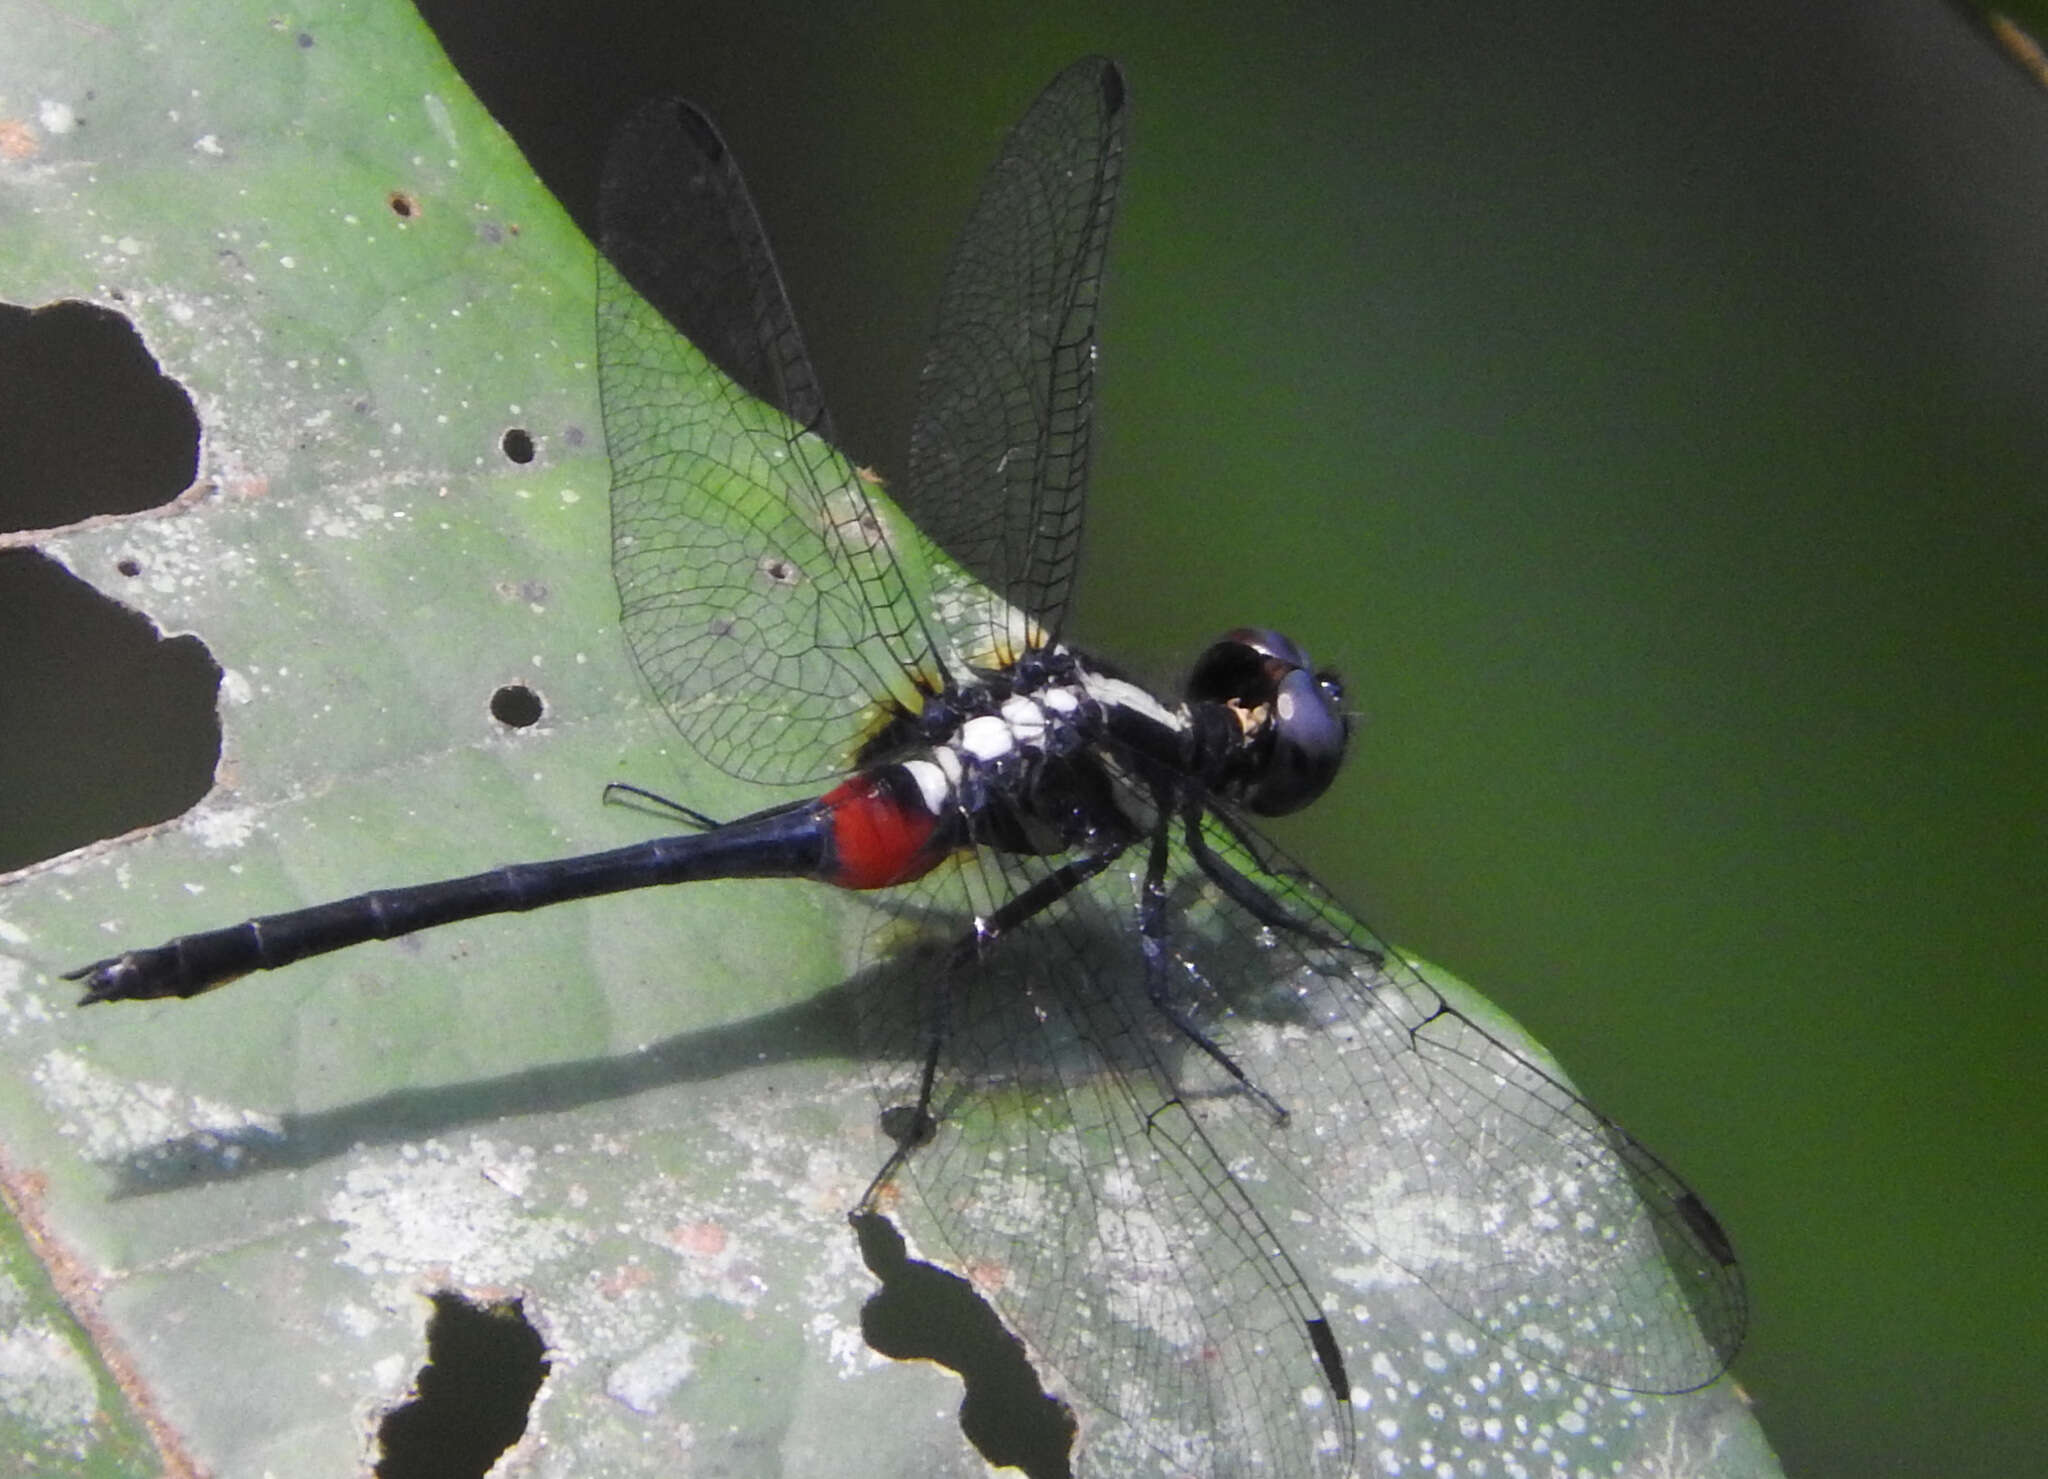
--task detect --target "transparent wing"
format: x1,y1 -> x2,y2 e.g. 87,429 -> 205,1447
597,98 -> 938,784
854,840 -> 1359,1478
1166,802 -> 1747,1393
904,56 -> 1127,655
852,797 -> 1744,1475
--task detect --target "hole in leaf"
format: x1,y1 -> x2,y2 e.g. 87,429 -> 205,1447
0,548 -> 219,871
388,190 -> 419,219
490,683 -> 543,728
0,298 -> 200,529
500,427 -> 535,464
116,557 -> 142,578
374,1291 -> 550,1479
853,1210 -> 1075,1479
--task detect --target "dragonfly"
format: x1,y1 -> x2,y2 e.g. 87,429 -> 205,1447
67,58 -> 1745,1477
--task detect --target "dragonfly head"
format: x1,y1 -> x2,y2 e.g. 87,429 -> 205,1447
1186,628 -> 1350,815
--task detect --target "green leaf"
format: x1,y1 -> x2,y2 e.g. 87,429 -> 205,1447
0,3 -> 967,1476
0,3 -> 1779,1477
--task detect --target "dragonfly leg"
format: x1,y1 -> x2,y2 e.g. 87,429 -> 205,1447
1181,805 -> 1366,959
600,781 -> 724,829
858,845 -> 1127,1211
602,782 -> 834,835
1137,819 -> 1290,1122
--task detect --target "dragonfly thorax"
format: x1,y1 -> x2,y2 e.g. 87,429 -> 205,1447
855,626 -> 1350,878
888,646 -> 1132,822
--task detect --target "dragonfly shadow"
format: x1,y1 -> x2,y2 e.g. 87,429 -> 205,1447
91,932 -> 1109,1478
93,892 -> 1208,1203
87,879 -> 1251,1202
97,970 -> 872,1198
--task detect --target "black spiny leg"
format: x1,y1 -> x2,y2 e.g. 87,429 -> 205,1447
856,846 -> 1127,1211
1135,812 -> 1289,1122
1182,803 -> 1364,958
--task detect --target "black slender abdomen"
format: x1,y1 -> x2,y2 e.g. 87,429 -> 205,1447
68,804 -> 833,1004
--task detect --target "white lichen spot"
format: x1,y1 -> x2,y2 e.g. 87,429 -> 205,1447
1095,1204 -> 1199,1347
328,1136 -> 580,1286
333,1300 -> 384,1339
36,100 -> 76,134
823,1312 -> 874,1376
973,1170 -> 1047,1238
0,954 -> 53,1024
0,954 -> 47,1031
0,1320 -> 98,1432
219,668 -> 254,706
605,1327 -> 696,1414
187,804 -> 259,849
115,237 -> 142,257
193,134 -> 224,157
32,1049 -> 284,1162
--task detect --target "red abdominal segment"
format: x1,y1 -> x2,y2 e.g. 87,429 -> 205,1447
817,772 -> 948,890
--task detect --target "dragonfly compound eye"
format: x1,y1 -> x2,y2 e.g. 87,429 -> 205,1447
1187,628 -> 1351,815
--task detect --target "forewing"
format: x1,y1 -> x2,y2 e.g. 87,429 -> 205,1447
598,98 -> 936,784
904,56 -> 1127,656
1167,802 -> 1749,1397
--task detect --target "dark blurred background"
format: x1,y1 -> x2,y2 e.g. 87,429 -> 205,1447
7,3 -> 2044,1476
